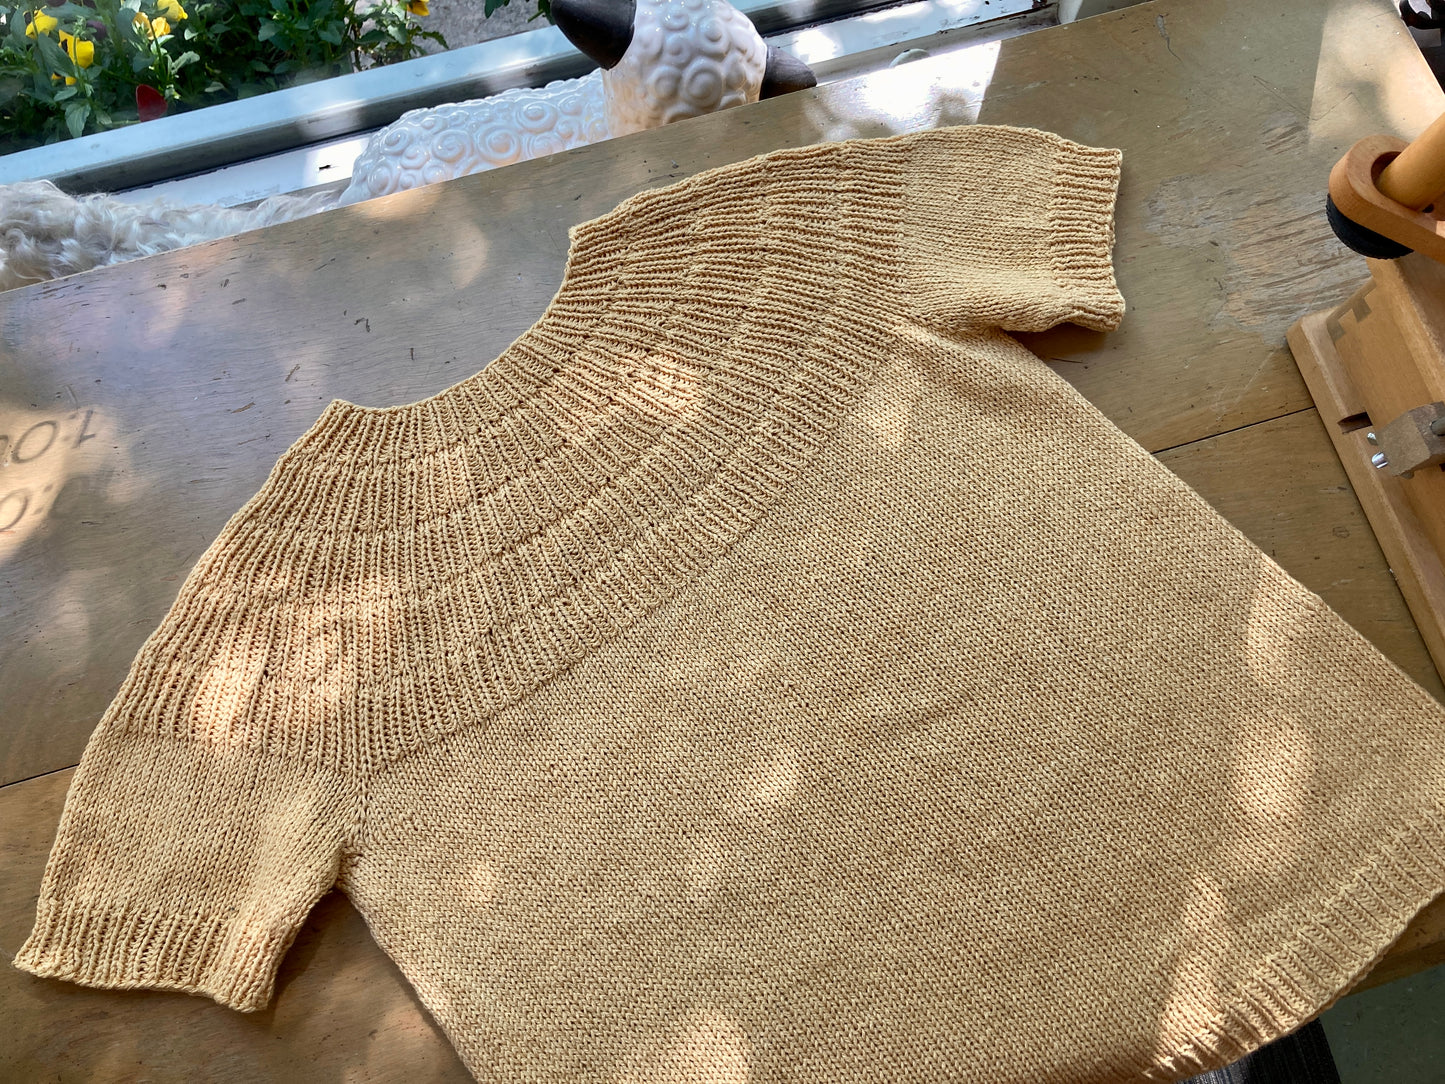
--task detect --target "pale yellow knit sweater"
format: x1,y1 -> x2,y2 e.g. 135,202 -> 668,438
16,125 -> 1445,1083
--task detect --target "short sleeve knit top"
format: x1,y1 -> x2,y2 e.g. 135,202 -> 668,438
16,124 -> 1445,1083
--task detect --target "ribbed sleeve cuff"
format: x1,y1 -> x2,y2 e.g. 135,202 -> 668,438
895,124 -> 1126,334
1047,139 -> 1126,332
13,899 -> 290,1012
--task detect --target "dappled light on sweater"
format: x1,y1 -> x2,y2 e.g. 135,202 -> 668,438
1151,872 -> 1237,1080
731,746 -> 801,811
16,125 -> 1445,1084
619,1008 -> 753,1083
1230,710 -> 1314,834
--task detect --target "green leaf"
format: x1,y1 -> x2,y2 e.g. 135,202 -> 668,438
0,74 -> 25,106
315,24 -> 340,43
32,29 -> 67,70
45,4 -> 95,23
52,83 -> 77,100
256,18 -> 277,40
172,48 -> 198,69
483,0 -> 509,15
63,97 -> 87,137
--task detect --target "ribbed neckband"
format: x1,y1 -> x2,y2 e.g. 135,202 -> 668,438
286,139 -> 908,468
163,138 -> 912,769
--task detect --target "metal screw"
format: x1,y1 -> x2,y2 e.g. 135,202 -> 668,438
1371,451 -> 1389,469
1367,431 -> 1380,445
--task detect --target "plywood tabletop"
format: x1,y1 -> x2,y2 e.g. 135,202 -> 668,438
3,0 -> 1445,1077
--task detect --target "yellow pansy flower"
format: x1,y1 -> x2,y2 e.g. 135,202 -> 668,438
406,0 -> 429,15
57,31 -> 94,67
25,10 -> 58,36
156,0 -> 187,21
133,12 -> 170,36
46,31 -> 92,83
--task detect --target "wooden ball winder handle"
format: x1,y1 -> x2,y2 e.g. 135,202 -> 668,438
1327,109 -> 1445,260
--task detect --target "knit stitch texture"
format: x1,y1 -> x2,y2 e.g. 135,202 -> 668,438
16,124 -> 1445,1083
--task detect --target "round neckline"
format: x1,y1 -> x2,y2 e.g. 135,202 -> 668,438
293,206 -> 629,467
284,131 -> 912,471
321,210 -> 614,421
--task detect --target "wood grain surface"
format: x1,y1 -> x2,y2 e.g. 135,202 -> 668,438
4,0 -> 1445,1077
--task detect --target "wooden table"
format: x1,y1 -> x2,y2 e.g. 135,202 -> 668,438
3,0 -> 1444,1077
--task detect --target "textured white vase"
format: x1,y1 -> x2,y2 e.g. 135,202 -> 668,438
339,0 -> 769,206
602,0 -> 767,136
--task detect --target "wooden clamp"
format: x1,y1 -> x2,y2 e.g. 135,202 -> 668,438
1368,402 -> 1445,478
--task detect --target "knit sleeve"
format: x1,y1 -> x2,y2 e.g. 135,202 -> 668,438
896,124 -> 1126,334
12,482 -> 357,1013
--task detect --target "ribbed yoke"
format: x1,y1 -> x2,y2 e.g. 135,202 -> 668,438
130,139 -> 932,773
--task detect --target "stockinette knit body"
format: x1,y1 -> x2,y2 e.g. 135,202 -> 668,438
16,124 -> 1445,1082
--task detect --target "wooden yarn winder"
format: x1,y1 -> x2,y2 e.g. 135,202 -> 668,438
1288,110 -> 1445,677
